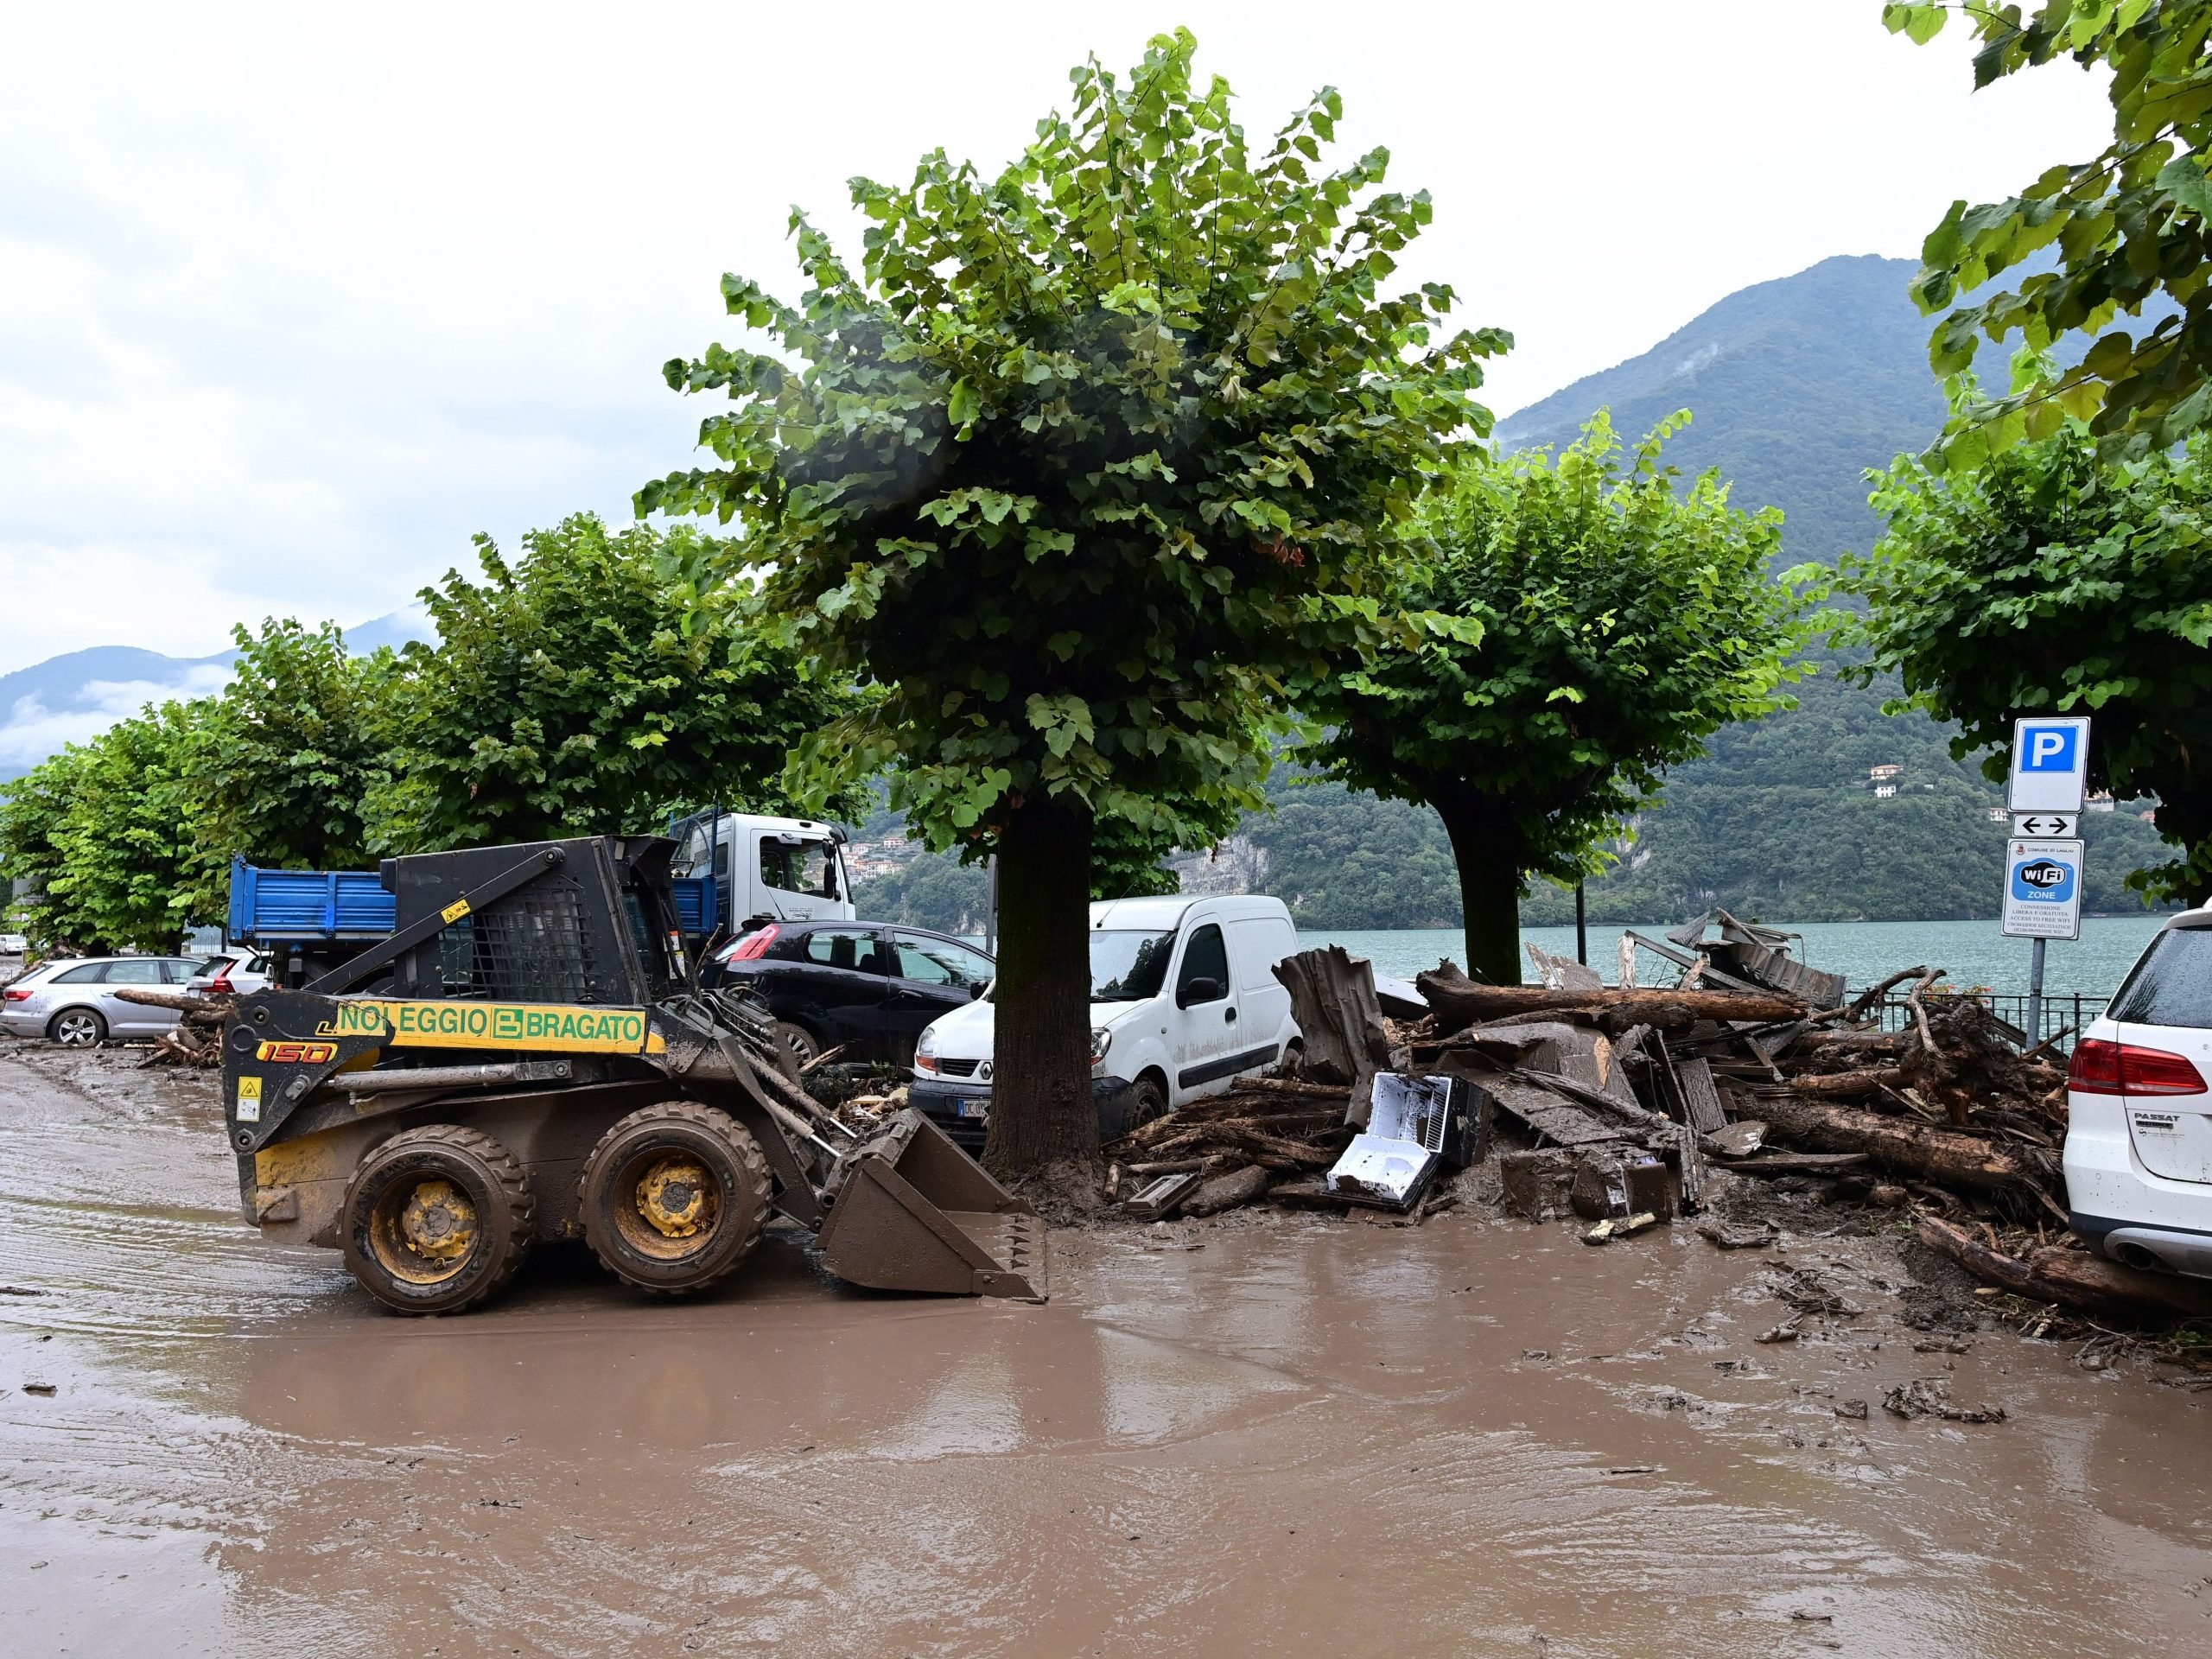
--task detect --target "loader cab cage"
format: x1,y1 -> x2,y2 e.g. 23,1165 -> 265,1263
313,836 -> 690,1006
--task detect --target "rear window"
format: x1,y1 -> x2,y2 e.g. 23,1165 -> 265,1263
2110,928 -> 2212,1029
53,963 -> 106,984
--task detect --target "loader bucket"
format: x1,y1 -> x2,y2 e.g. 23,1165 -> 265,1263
816,1110 -> 1048,1300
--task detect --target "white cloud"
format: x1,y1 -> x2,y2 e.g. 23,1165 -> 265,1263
0,1 -> 2115,673
0,664 -> 236,766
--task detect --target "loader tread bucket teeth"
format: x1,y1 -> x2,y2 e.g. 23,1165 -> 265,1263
816,1110 -> 1048,1300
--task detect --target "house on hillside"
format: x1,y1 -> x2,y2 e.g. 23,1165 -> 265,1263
1869,764 -> 1903,784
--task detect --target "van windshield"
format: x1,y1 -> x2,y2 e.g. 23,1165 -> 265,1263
1091,930 -> 1175,1002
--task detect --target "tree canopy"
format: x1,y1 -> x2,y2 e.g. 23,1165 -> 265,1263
1310,414 -> 1809,983
0,517 -> 868,953
643,28 -> 1503,1169
365,514 -> 869,851
1885,0 -> 2212,464
1834,423 -> 2212,903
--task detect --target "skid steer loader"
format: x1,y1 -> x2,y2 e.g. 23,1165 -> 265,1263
219,835 -> 1045,1314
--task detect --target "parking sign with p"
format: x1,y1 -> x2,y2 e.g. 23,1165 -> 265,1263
2008,715 -> 2091,813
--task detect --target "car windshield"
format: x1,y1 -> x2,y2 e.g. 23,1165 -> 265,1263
2110,926 -> 2212,1029
1090,930 -> 1176,1002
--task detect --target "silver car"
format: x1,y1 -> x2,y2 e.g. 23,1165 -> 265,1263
0,956 -> 215,1046
183,951 -> 273,996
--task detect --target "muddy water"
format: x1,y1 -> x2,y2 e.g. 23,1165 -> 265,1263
4,1040 -> 2211,1656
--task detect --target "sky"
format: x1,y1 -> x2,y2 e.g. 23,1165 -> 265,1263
0,0 -> 2116,675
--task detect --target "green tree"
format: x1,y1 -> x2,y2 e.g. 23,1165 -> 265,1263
202,619 -> 398,873
1309,415 -> 1809,984
0,702 -> 225,952
641,29 -> 1503,1171
365,514 -> 868,853
1885,0 -> 2212,462
1834,424 -> 2212,902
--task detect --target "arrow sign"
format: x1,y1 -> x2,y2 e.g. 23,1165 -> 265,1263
2012,812 -> 2078,838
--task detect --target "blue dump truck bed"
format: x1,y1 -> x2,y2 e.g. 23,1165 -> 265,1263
227,855 -> 720,945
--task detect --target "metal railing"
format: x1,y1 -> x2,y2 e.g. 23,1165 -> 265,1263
1858,989 -> 2110,1053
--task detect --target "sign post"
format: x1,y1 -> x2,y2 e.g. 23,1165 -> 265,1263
2005,717 -> 2092,1046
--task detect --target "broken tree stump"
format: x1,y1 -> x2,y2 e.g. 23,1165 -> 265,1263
1273,945 -> 1392,1122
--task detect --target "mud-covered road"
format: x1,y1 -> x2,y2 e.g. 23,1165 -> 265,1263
3,1036 -> 2210,1657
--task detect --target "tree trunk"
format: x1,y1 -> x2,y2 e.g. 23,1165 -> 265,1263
1916,1217 -> 2212,1322
1434,789 -> 1522,987
1414,962 -> 1806,1031
1751,1094 -> 2032,1194
981,797 -> 1098,1176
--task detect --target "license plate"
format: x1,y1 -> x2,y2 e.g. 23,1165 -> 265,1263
957,1098 -> 989,1121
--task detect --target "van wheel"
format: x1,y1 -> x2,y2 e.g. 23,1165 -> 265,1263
579,1102 -> 771,1296
49,1008 -> 105,1047
342,1125 -> 535,1316
1128,1075 -> 1170,1130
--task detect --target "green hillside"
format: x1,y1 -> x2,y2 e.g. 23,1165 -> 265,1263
855,256 -> 2179,935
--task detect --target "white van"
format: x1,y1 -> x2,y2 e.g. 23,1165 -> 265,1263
2065,906 -> 2212,1276
909,894 -> 1303,1144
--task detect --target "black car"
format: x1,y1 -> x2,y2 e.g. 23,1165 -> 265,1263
705,920 -> 994,1067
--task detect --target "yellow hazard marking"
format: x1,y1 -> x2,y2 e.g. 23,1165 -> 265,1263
235,1074 -> 264,1122
440,898 -> 472,924
312,998 -> 658,1054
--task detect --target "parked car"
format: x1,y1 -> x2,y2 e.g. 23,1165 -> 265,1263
2065,908 -> 2212,1278
704,919 -> 995,1068
183,951 -> 273,996
0,933 -> 29,957
0,955 -> 218,1046
910,894 -> 1302,1151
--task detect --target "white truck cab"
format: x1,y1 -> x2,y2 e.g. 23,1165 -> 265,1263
912,893 -> 1303,1136
668,811 -> 856,931
2064,907 -> 2212,1277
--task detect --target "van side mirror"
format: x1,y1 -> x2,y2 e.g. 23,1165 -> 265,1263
1179,976 -> 1224,1007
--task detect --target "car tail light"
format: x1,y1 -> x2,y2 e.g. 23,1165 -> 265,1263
2070,1038 -> 2208,1096
725,925 -> 779,963
208,971 -> 235,994
3,988 -> 29,1002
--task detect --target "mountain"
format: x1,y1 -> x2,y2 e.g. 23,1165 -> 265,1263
0,607 -> 435,782
1498,253 -> 1945,564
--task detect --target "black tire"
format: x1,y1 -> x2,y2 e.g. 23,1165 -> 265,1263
1128,1074 -> 1170,1130
341,1125 -> 535,1316
578,1102 -> 771,1296
48,1007 -> 105,1048
772,1021 -> 821,1070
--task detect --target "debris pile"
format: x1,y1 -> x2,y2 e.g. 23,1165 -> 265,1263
112,987 -> 234,1066
1095,910 -> 2196,1329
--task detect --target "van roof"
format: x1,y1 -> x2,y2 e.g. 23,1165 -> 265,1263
1088,894 -> 1294,930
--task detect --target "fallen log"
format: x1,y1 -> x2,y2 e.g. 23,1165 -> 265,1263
1788,1067 -> 1910,1099
1415,963 -> 1804,1034
1751,1094 -> 2034,1195
112,988 -> 232,1017
1184,1164 -> 1271,1217
1916,1217 -> 2212,1323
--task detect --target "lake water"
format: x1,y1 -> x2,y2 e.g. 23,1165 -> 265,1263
1302,915 -> 2169,1000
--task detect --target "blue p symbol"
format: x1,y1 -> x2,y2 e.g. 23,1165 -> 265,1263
2022,727 -> 2077,772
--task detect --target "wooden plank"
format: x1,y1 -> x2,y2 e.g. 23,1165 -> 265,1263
1675,1056 -> 1728,1135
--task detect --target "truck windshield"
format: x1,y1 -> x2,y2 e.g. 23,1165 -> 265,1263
1091,930 -> 1175,1002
